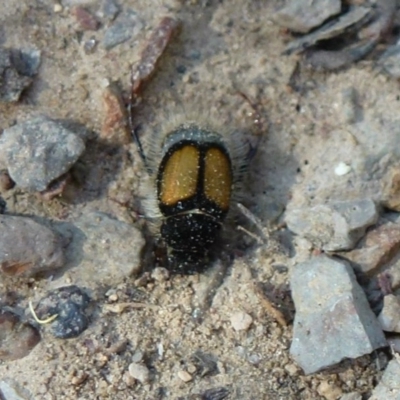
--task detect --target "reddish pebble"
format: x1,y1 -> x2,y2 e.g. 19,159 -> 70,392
71,6 -> 100,31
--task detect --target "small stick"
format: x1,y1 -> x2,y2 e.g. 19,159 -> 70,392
29,301 -> 58,324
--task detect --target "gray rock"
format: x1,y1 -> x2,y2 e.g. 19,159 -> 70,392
378,294 -> 400,333
0,48 -> 41,103
369,359 -> 400,399
0,116 -> 85,191
283,6 -> 372,54
285,199 -> 378,251
10,48 -> 41,77
290,255 -> 387,374
0,215 -> 65,277
103,10 -> 143,50
379,43 -> 400,79
128,362 -> 150,383
60,212 -> 144,286
100,0 -> 119,22
273,0 -> 341,34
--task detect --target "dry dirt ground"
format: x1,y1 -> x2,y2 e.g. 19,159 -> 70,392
0,0 -> 397,399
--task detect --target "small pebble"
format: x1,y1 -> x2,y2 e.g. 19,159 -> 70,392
128,363 -> 150,383
378,294 -> 400,332
0,215 -> 64,276
317,380 -> 343,400
83,37 -> 97,54
0,170 -> 15,191
0,116 -> 85,191
382,163 -> 400,211
230,311 -> 253,331
334,162 -> 351,176
200,387 -> 230,400
103,10 -> 143,50
0,310 -> 41,361
0,47 -> 40,102
100,0 -> 119,22
101,82 -> 129,144
151,267 -> 170,282
131,349 -> 143,363
71,6 -> 99,31
338,222 -> 400,274
34,285 -> 91,339
177,370 -> 192,382
53,3 -> 63,13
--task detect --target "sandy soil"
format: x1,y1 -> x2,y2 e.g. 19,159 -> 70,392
0,0 -> 396,399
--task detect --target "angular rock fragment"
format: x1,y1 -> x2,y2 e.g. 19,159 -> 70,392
382,163 -> 400,211
101,82 -> 130,144
273,0 -> 341,34
103,10 -> 143,50
0,47 -> 41,103
0,310 -> 40,361
369,359 -> 400,399
0,116 -> 85,191
0,215 -> 65,277
338,222 -> 400,274
285,199 -> 378,251
290,255 -> 386,374
378,294 -> 400,333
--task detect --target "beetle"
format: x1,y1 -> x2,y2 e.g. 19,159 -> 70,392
131,113 -> 251,273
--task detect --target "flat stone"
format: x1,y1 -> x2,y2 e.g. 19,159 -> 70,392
0,215 -> 65,277
103,10 -> 143,50
273,0 -> 341,33
369,359 -> 400,400
57,212 -> 145,287
0,116 -> 85,191
285,199 -> 378,251
290,255 -> 387,374
338,222 -> 400,274
378,294 -> 400,333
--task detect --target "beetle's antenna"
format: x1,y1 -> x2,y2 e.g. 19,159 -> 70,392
128,69 -> 147,165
